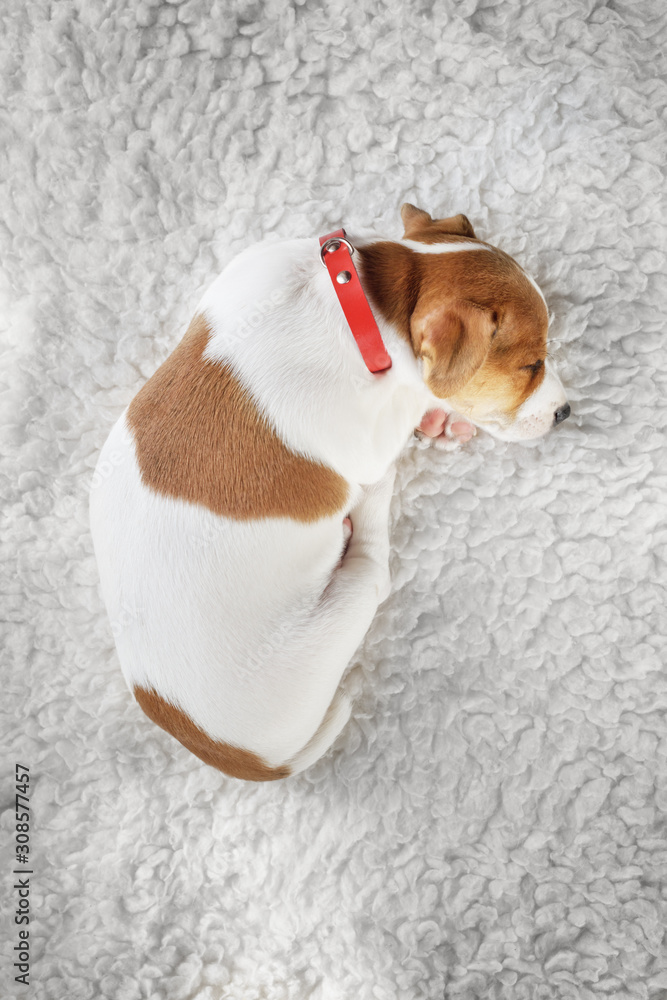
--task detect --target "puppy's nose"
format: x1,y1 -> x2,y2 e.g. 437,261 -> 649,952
554,403 -> 571,426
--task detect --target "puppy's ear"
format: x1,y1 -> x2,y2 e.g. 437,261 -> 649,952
401,203 -> 432,234
436,213 -> 477,238
401,203 -> 477,240
411,299 -> 495,397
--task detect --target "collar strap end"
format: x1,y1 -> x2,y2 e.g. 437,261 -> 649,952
319,228 -> 392,374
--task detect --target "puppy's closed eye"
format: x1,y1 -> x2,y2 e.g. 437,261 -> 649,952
521,359 -> 544,375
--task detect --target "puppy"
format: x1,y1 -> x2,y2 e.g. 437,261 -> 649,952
89,204 -> 570,780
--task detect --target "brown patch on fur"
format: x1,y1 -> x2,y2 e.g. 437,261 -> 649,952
412,298 -> 498,398
127,314 -> 348,521
447,353 -> 547,421
356,242 -> 420,342
358,212 -> 548,416
134,685 -> 291,781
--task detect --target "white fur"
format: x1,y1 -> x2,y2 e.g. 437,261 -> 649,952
399,238 -> 494,255
90,235 -> 568,775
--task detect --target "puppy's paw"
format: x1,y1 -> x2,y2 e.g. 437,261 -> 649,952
432,417 -> 477,451
336,516 -> 353,567
415,410 -> 476,451
342,515 -> 352,551
417,408 -> 449,438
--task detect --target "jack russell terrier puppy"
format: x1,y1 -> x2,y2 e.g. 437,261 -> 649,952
90,204 -> 570,781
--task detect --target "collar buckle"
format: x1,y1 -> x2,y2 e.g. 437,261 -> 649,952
320,236 -> 355,266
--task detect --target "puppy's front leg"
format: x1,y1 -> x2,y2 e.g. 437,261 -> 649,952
415,409 -> 476,451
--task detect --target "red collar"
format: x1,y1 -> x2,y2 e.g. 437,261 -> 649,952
319,229 -> 392,373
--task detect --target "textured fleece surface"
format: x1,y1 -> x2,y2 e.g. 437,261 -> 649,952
2,0 -> 667,997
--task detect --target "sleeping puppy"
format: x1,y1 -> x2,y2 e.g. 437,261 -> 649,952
89,203 -> 570,780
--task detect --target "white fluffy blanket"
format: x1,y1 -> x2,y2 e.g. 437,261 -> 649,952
3,0 -> 667,997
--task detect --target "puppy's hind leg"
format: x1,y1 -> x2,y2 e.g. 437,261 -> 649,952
341,463 -> 396,602
282,466 -> 396,775
285,688 -> 353,776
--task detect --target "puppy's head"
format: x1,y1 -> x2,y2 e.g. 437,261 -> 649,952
362,205 -> 570,441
